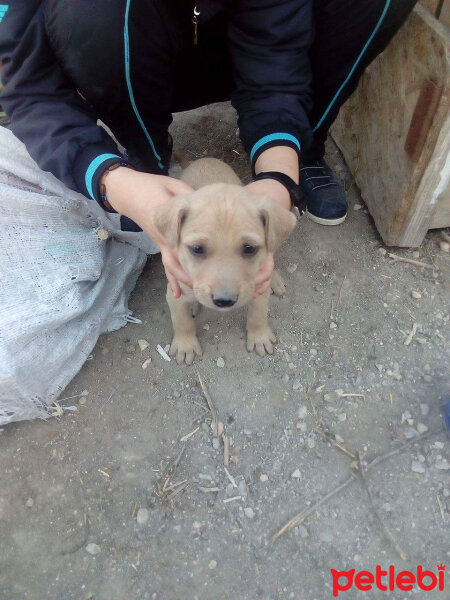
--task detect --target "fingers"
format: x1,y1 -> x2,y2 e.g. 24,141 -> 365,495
161,249 -> 193,297
167,260 -> 193,289
253,253 -> 274,297
166,270 -> 181,298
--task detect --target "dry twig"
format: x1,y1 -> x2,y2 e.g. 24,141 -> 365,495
197,371 -> 223,437
357,452 -> 408,560
404,322 -> 418,346
388,253 -> 436,270
271,427 -> 443,545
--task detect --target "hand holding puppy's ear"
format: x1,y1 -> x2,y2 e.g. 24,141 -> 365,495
152,195 -> 190,248
256,196 -> 297,252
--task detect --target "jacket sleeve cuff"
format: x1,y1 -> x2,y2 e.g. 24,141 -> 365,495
72,143 -> 122,209
244,126 -> 304,176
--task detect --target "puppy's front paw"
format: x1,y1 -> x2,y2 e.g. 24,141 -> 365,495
271,270 -> 286,297
169,335 -> 202,365
246,327 -> 276,357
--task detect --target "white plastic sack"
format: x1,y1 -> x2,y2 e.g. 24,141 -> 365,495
0,127 -> 160,426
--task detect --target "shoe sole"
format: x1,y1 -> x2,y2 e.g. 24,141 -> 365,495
306,210 -> 347,226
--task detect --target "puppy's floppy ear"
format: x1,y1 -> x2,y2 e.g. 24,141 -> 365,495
256,196 -> 297,252
152,195 -> 190,248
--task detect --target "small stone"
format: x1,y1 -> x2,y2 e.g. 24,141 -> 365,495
309,348 -> 318,356
173,390 -> 181,398
382,502 -> 392,512
282,373 -> 290,384
260,474 -> 269,482
291,469 -> 302,479
417,423 -> 428,434
338,413 -> 347,422
79,397 -> 87,405
296,421 -> 307,433
401,410 -> 412,424
378,247 -> 387,256
439,240 -> 450,252
25,497 -> 34,508
297,405 -> 307,419
136,508 -> 149,526
288,362 -> 296,369
85,543 -> 101,556
411,461 -> 426,474
297,525 -> 309,539
387,364 -> 402,380
192,521 -> 202,530
244,507 -> 254,519
138,339 -> 150,351
291,345 -> 297,352
434,442 -> 444,449
142,358 -> 152,370
208,560 -> 217,570
435,459 -> 450,471
412,251 -> 420,259
125,343 -> 136,354
203,324 -> 210,331
403,427 -> 418,440
411,290 -> 422,299
81,390 -> 89,397
375,364 -> 384,373
329,322 -> 337,330
212,437 -> 220,450
216,357 -> 225,368
293,379 -> 303,391
335,434 -> 345,444
287,263 -> 298,274
307,437 -> 316,449
353,203 -> 362,211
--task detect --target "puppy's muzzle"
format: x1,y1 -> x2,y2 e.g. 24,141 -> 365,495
212,293 -> 238,308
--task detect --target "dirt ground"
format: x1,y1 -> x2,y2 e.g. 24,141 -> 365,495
1,104 -> 449,600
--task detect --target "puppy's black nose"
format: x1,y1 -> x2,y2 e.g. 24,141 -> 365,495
212,294 -> 238,308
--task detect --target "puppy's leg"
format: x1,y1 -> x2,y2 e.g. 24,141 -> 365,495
246,289 -> 276,357
270,269 -> 286,297
166,284 -> 202,365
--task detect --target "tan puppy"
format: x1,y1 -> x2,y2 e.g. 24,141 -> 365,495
153,158 -> 297,365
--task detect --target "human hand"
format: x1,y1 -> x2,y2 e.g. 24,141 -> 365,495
103,167 -> 194,297
245,179 -> 288,297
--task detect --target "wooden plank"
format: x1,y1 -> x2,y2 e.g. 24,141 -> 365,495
404,79 -> 442,163
331,5 -> 450,246
420,0 -> 450,27
430,187 -> 450,229
439,0 -> 450,27
420,0 -> 441,17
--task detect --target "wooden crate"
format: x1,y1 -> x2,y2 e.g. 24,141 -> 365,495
420,0 -> 450,27
331,4 -> 450,247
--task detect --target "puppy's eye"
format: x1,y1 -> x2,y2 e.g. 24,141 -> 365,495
242,244 -> 259,257
190,245 -> 206,257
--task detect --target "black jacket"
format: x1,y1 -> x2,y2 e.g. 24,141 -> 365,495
0,1 -> 314,206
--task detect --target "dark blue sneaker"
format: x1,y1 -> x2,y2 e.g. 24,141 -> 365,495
300,159 -> 348,225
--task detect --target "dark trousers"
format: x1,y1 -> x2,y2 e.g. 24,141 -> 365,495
174,0 -> 417,162
303,0 -> 417,160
